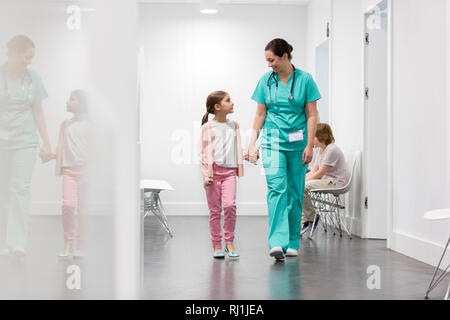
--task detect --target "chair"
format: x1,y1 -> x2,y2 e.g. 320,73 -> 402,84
307,151 -> 361,240
423,208 -> 450,300
141,180 -> 174,237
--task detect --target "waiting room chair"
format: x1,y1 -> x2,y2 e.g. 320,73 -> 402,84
307,151 -> 361,240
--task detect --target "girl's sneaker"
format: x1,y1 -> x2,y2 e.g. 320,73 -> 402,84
224,247 -> 240,258
58,251 -> 71,259
58,243 -> 74,259
213,249 -> 225,259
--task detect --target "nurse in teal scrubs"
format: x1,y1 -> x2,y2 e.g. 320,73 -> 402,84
0,35 -> 52,257
248,38 -> 320,261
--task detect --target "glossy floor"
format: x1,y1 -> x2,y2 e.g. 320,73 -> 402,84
143,216 -> 448,300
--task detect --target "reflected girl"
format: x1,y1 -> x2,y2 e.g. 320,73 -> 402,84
53,90 -> 89,258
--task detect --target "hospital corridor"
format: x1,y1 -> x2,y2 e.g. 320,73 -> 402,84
0,0 -> 449,303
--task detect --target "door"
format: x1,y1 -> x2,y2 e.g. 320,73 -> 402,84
363,0 -> 389,239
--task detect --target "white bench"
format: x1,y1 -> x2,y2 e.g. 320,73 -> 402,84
141,180 -> 174,237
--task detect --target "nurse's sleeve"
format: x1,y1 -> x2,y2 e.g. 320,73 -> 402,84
31,71 -> 49,103
251,77 -> 266,104
305,74 -> 321,104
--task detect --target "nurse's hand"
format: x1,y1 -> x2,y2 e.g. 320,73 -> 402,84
302,145 -> 314,166
247,145 -> 259,165
39,144 -> 53,163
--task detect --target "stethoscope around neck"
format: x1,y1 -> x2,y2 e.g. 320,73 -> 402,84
1,65 -> 33,102
267,64 -> 296,105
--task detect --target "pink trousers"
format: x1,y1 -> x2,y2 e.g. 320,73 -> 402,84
204,164 -> 237,249
61,167 -> 85,248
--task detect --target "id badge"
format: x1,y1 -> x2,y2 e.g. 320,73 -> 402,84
288,130 -> 303,143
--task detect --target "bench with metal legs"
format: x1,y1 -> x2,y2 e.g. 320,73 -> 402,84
141,180 -> 174,237
423,208 -> 450,300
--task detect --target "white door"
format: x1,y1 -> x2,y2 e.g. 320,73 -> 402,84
363,0 -> 389,239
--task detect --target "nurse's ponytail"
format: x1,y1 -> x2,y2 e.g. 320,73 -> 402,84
201,91 -> 228,126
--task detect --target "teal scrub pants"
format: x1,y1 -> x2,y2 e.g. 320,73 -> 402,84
262,148 -> 308,252
0,147 -> 37,249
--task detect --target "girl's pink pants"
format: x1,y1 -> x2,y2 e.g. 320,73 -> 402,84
61,167 -> 85,248
204,164 -> 237,249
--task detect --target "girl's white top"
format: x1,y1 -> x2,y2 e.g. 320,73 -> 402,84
210,120 -> 237,168
61,116 -> 89,168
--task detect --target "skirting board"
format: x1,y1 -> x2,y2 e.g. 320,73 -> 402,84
391,230 -> 450,270
30,201 -> 268,216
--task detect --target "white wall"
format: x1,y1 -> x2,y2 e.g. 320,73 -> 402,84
305,0 -> 331,76
307,0 -> 449,269
389,0 -> 450,269
447,0 -> 450,200
139,3 -> 308,215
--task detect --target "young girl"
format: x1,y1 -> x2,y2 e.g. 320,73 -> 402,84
199,91 -> 244,259
53,90 -> 90,258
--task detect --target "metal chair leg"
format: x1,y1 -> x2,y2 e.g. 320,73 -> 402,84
445,281 -> 450,300
156,195 -> 173,237
143,191 -> 174,237
425,236 -> 450,299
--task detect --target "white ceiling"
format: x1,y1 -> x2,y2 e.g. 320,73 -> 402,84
139,0 -> 311,5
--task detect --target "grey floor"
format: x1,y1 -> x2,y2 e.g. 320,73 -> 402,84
143,216 -> 448,300
1,215 -> 447,299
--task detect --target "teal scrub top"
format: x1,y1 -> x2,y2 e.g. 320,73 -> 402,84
251,68 -> 321,151
0,66 -> 48,150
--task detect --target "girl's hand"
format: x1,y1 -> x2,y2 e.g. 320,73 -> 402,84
302,145 -> 314,166
204,176 -> 213,186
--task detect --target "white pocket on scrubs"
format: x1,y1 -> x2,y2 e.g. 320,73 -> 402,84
288,130 -> 304,143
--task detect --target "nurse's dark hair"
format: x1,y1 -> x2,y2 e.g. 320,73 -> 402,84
315,123 -> 335,145
265,38 -> 293,61
71,89 -> 90,113
202,91 -> 228,126
6,35 -> 35,55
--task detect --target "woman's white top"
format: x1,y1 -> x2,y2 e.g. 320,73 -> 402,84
210,120 -> 237,168
315,143 -> 349,186
61,116 -> 89,168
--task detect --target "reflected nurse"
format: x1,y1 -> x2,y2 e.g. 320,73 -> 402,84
247,38 -> 321,261
0,35 -> 52,257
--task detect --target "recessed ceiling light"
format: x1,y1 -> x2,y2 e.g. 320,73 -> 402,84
200,0 -> 218,14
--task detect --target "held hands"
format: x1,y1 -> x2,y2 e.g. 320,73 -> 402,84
245,145 -> 260,165
39,144 -> 55,163
302,145 -> 314,166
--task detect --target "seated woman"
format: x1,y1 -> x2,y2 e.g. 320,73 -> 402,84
301,123 -> 349,236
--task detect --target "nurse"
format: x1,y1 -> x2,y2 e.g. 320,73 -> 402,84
248,38 -> 321,261
0,35 -> 52,257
